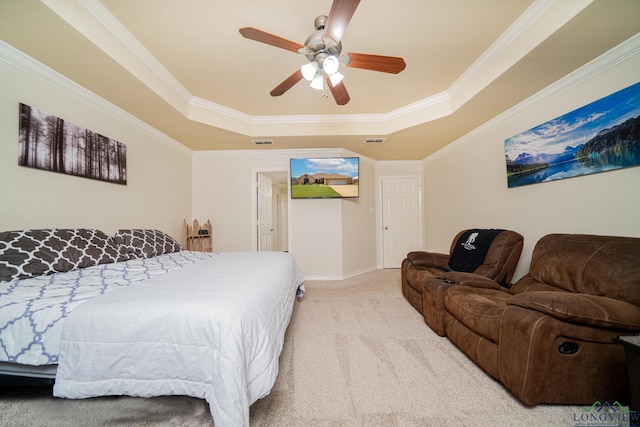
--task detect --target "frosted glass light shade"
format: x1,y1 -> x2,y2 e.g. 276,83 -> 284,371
310,74 -> 324,90
301,62 -> 318,81
329,71 -> 344,87
323,55 -> 340,75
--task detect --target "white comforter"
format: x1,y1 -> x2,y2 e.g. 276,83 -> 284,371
0,251 -> 214,365
53,251 -> 304,427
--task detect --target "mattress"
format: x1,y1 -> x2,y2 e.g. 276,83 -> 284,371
1,249 -> 305,425
53,251 -> 304,426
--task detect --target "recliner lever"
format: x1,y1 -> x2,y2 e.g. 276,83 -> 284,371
558,342 -> 579,354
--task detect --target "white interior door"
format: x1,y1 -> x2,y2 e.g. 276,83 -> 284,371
257,174 -> 274,251
382,177 -> 422,268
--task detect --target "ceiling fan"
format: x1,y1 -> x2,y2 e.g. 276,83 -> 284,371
239,0 -> 406,105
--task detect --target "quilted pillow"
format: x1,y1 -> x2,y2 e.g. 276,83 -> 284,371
113,229 -> 182,259
0,229 -> 127,282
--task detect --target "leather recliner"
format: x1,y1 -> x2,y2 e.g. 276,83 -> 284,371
444,233 -> 640,405
401,229 -> 524,335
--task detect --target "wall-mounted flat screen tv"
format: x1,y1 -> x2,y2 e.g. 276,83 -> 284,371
290,157 -> 359,199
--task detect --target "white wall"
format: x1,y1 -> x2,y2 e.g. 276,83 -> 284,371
292,198 -> 344,278
191,151 -> 256,252
423,35 -> 640,281
0,36 -> 378,280
4,34 -> 639,282
192,149 -> 377,279
0,42 -> 192,239
342,157 -> 376,277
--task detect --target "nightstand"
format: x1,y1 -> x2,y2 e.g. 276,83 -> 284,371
183,219 -> 212,252
614,335 -> 640,415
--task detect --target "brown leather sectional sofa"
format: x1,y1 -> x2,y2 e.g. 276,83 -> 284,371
402,233 -> 640,406
402,229 -> 524,335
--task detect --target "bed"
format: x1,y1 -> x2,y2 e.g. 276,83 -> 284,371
0,228 -> 305,426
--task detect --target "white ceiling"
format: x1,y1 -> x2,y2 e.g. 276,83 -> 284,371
1,0 -> 639,160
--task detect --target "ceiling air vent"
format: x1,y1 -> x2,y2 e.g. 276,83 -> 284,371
364,137 -> 385,144
252,139 -> 274,145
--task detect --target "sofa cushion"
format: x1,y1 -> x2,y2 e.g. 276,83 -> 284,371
404,265 -> 449,293
0,229 -> 126,282
509,275 -> 565,294
444,286 -> 511,343
528,234 -> 640,306
509,291 -> 640,330
465,230 -> 523,284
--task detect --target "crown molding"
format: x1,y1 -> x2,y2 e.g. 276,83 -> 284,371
448,0 -> 593,111
39,0 -> 588,139
193,147 -> 376,165
42,0 -> 191,114
193,147 -> 344,160
0,39 -> 192,156
425,32 -> 640,163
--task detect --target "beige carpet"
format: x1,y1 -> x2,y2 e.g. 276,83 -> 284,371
0,269 -> 581,426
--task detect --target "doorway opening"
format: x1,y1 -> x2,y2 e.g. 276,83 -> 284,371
252,169 -> 290,252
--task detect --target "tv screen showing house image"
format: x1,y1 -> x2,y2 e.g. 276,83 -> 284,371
290,157 -> 359,199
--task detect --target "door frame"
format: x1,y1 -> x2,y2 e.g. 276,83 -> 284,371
251,168 -> 291,252
257,173 -> 274,251
376,175 -> 424,269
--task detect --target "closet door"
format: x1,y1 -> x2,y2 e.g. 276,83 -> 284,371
382,177 -> 421,268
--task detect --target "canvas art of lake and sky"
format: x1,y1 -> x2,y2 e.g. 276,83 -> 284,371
505,81 -> 640,188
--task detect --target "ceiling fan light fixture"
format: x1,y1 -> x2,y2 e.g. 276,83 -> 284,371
329,71 -> 344,87
323,55 -> 340,75
301,62 -> 318,81
240,3 -> 406,106
310,74 -> 324,90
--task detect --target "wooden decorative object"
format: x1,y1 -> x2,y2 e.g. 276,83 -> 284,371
183,219 -> 212,252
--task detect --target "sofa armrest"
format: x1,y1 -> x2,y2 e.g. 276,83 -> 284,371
406,251 -> 449,269
508,291 -> 640,330
441,271 -> 503,290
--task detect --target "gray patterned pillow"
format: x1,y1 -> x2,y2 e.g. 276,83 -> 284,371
113,229 -> 182,259
0,229 -> 127,282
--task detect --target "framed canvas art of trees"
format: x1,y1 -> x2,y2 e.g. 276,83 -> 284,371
18,103 -> 127,185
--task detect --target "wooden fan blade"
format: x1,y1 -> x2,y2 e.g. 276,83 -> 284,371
270,69 -> 304,97
239,27 -> 304,53
324,0 -> 361,43
346,52 -> 406,74
327,78 -> 350,105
